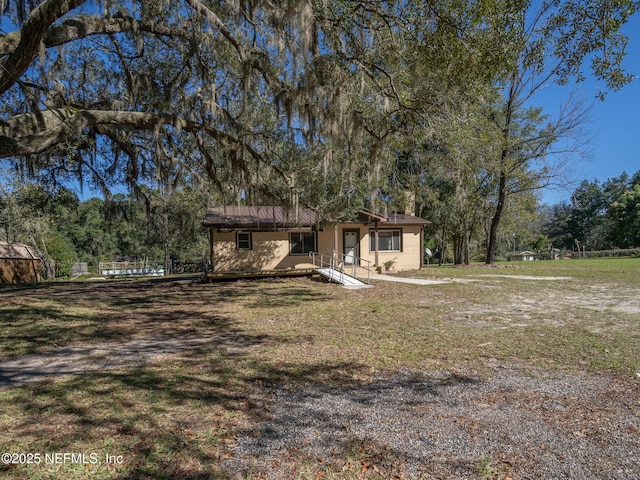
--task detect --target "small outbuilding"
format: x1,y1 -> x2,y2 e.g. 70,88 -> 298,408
513,250 -> 537,261
0,241 -> 42,284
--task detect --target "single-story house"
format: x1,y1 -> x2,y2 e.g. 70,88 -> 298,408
202,205 -> 430,275
0,241 -> 42,284
513,250 -> 537,261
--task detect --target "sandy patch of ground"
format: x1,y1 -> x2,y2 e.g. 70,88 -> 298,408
470,274 -> 573,281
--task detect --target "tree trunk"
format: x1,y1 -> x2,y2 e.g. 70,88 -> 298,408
463,215 -> 470,265
486,170 -> 507,264
28,232 -> 54,280
163,211 -> 170,276
453,234 -> 462,265
486,72 -> 517,265
439,222 -> 446,266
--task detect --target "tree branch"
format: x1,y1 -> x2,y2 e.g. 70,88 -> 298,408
183,0 -> 245,60
0,14 -> 187,56
0,0 -> 88,95
0,108 -> 290,182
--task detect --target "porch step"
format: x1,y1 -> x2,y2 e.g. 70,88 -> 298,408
316,268 -> 372,288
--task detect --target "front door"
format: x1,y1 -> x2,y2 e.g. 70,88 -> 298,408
343,230 -> 359,265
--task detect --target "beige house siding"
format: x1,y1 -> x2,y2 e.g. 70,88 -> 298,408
212,231 -> 317,272
211,225 -> 424,273
204,206 -> 429,274
316,229 -> 335,258
331,224 -> 424,271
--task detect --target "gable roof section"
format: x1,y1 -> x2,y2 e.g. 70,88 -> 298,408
357,210 -> 431,226
203,206 -> 318,231
0,242 -> 39,260
386,212 -> 431,226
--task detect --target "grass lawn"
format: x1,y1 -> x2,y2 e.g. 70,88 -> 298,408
0,258 -> 639,479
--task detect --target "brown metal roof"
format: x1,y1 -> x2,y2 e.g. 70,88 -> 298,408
202,206 -> 318,230
383,212 -> 431,226
356,210 -> 431,226
202,206 -> 430,230
0,242 -> 39,260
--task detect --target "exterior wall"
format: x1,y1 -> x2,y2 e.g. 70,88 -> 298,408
0,258 -> 41,284
210,223 -> 425,273
212,231 -> 316,272
384,225 -> 424,271
325,223 -> 424,272
316,229 -> 336,258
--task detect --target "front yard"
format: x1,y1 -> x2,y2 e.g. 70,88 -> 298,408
1,259 -> 638,479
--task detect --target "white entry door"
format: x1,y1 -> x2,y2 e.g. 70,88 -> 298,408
343,230 -> 359,265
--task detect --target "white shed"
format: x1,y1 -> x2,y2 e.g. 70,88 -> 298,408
515,251 -> 537,261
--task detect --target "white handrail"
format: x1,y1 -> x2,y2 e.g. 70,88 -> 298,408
309,252 -> 371,284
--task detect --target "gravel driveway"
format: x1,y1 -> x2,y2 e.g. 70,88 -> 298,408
3,333 -> 637,479
222,368 -> 640,479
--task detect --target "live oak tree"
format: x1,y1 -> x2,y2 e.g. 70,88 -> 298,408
1,0 -> 303,202
405,95 -> 503,265
0,0 -> 436,218
1,0 -> 638,255
365,0 -> 638,264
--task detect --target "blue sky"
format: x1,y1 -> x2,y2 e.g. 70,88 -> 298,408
536,13 -> 640,205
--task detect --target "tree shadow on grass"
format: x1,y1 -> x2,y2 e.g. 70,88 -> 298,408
0,277 -> 330,356
0,317 -> 274,388
0,277 -> 488,479
0,337 -> 375,479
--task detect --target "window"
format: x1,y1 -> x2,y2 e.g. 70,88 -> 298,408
289,231 -> 315,255
236,232 -> 252,250
369,229 -> 401,252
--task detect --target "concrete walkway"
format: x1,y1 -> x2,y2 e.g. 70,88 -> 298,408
371,274 -> 448,285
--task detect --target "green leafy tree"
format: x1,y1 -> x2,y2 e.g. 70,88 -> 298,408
64,197 -> 119,267
542,202 -> 574,251
545,170 -> 640,253
482,0 -> 636,264
608,184 -> 640,248
566,179 -> 608,252
0,181 -> 81,278
0,0 -> 439,214
43,230 -> 78,277
1,0 -> 637,250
